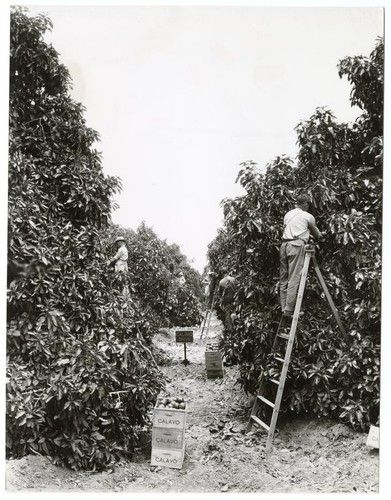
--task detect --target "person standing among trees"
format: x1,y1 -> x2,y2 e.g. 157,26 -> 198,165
108,236 -> 129,272
203,276 -> 210,302
108,236 -> 129,299
177,271 -> 186,286
175,271 -> 187,315
203,271 -> 217,309
280,194 -> 323,316
218,273 -> 237,334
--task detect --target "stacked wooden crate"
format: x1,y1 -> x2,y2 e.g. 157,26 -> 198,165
205,342 -> 224,379
150,396 -> 187,469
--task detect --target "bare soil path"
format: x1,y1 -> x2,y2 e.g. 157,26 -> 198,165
6,316 -> 379,493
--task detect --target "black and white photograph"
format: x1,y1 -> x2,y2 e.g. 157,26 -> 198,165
2,0 -> 389,496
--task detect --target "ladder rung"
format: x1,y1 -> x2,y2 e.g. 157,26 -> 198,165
257,395 -> 275,408
274,356 -> 284,363
251,415 -> 270,432
278,333 -> 289,340
270,378 -> 280,385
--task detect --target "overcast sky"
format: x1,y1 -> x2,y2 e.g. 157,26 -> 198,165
8,3 -> 385,272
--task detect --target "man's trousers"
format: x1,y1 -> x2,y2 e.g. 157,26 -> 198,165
279,241 -> 305,314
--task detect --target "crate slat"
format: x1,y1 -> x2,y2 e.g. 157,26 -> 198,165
152,427 -> 185,450
206,369 -> 224,379
153,407 -> 187,429
150,445 -> 185,469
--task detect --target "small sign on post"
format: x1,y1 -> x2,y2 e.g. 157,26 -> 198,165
175,330 -> 194,343
175,330 -> 193,365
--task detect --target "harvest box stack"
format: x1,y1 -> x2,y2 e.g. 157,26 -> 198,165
151,395 -> 187,469
205,342 -> 224,379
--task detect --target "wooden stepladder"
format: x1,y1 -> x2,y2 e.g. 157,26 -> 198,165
246,245 -> 346,452
200,288 -> 218,341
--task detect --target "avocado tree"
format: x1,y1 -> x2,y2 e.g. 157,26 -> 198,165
7,8 -> 167,470
207,38 -> 383,430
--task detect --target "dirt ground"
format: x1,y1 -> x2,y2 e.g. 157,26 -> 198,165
6,316 -> 379,494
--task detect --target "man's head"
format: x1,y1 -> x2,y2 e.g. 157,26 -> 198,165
114,236 -> 126,247
296,194 -> 312,211
221,264 -> 229,275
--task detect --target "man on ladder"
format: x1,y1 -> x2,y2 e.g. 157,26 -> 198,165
246,193 -> 346,452
218,273 -> 237,337
280,194 -> 324,317
200,271 -> 217,339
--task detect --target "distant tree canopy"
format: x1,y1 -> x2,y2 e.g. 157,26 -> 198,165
7,8 -> 201,471
207,38 -> 383,430
104,222 -> 203,328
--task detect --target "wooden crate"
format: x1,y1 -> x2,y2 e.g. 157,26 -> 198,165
366,425 -> 379,449
152,427 -> 185,450
151,398 -> 187,469
152,406 -> 187,429
150,444 -> 185,469
205,342 -> 224,379
205,350 -> 223,370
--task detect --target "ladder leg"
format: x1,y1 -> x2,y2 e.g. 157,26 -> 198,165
246,249 -> 317,453
200,310 -> 210,339
265,251 -> 312,452
246,319 -> 285,435
200,314 -> 208,337
248,247 -> 347,453
291,251 -> 312,319
201,290 -> 217,341
246,392 -> 262,433
272,317 -> 286,351
311,256 -> 347,338
204,309 -> 213,340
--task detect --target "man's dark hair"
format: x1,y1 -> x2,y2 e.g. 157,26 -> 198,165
296,193 -> 312,205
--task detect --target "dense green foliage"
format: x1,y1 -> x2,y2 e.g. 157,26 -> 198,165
7,8 -> 200,470
103,223 -> 203,328
207,39 -> 383,430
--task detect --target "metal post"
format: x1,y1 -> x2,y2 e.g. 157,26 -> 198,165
182,342 -> 190,366
200,289 -> 217,341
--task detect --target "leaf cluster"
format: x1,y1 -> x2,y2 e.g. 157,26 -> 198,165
103,222 -> 203,328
